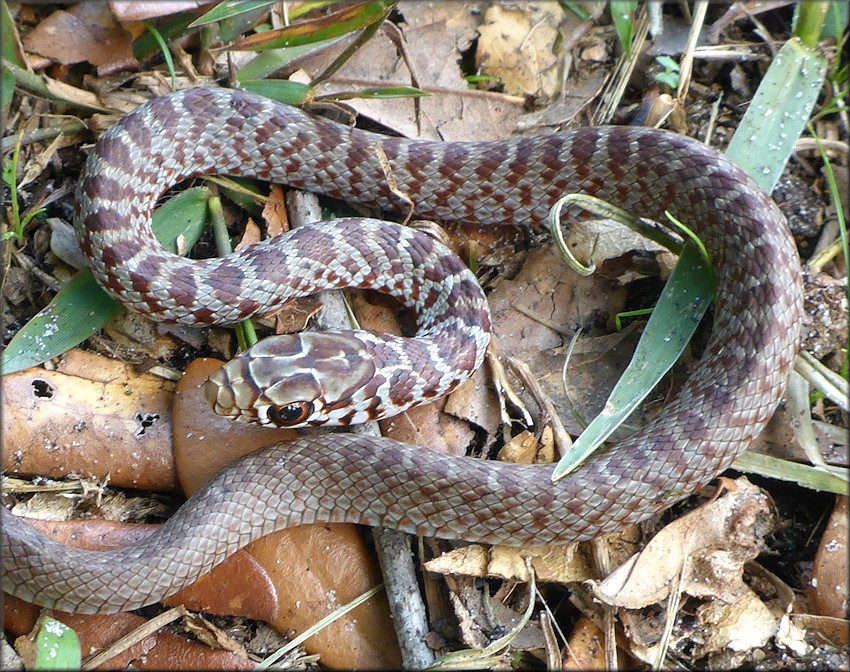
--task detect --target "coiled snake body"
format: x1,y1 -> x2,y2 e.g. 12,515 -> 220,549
3,88 -> 802,613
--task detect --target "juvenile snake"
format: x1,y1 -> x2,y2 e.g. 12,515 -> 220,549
3,87 -> 802,613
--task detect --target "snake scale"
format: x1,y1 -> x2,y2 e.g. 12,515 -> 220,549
3,88 -> 802,613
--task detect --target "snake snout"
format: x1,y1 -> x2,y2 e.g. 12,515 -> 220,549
204,366 -> 241,418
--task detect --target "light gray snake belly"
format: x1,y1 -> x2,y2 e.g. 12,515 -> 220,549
2,88 -> 802,613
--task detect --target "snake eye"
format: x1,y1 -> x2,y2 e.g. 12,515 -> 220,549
267,401 -> 314,427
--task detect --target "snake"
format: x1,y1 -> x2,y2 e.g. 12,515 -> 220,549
2,87 -> 802,614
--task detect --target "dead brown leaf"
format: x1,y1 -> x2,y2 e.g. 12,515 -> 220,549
693,591 -> 779,657
305,2 -> 524,142
108,0 -> 215,23
476,3 -> 566,99
809,496 -> 849,620
262,185 -> 289,236
590,478 -> 774,609
562,617 -> 607,670
497,428 -> 555,465
2,349 -> 177,490
23,4 -> 137,76
487,245 -> 632,434
234,218 -> 263,249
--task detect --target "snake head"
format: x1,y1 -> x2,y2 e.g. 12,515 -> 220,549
204,332 -> 379,428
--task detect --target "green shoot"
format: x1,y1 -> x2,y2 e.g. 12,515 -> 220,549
654,56 -> 680,89
3,133 -> 46,243
144,21 -> 177,90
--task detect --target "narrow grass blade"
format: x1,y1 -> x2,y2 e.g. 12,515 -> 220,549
2,187 -> 209,375
235,37 -> 344,81
1,0 -> 22,116
552,242 -> 714,480
132,13 -> 198,62
319,85 -> 429,100
231,1 -> 391,51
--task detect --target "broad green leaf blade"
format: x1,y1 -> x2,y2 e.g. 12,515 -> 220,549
610,1 -> 638,59
231,1 -> 391,51
2,270 -> 123,374
35,618 -> 81,670
235,37 -> 344,81
725,37 -> 828,193
553,243 -> 714,480
143,186 -> 210,251
239,79 -> 312,105
189,0 -> 276,28
2,187 -> 209,375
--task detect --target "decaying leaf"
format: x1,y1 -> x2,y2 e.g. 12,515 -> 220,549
590,478 -> 774,609
476,3 -> 566,99
693,590 -> 779,656
426,543 -> 597,585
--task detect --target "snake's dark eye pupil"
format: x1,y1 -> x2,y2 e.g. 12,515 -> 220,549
268,401 -> 313,426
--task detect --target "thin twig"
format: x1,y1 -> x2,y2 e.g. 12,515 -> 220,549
286,190 -> 435,669
506,357 -> 573,459
0,119 -> 87,154
82,606 -> 189,669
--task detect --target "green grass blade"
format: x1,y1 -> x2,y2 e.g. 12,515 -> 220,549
319,85 -> 429,100
2,187 -> 209,375
553,243 -> 714,479
821,1 -> 849,40
35,618 -> 81,670
131,13 -> 198,61
238,79 -> 312,105
144,21 -> 177,90
1,0 -> 23,116
231,1 -> 391,51
732,452 -> 848,495
235,37 -> 344,81
188,0 -> 276,28
792,1 -> 830,47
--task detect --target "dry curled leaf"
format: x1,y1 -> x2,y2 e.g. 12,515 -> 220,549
590,477 -> 774,609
